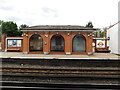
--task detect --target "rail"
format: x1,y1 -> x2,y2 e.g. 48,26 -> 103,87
1,81 -> 120,89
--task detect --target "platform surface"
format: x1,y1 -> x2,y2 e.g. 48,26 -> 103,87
0,52 -> 119,59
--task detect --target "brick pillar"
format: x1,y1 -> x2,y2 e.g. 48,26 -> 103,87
65,34 -> 72,55
1,34 -> 6,51
43,36 -> 50,55
87,36 -> 93,55
23,36 -> 28,53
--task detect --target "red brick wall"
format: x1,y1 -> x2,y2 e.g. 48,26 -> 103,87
1,31 -> 93,55
1,35 -> 6,51
22,31 -> 93,55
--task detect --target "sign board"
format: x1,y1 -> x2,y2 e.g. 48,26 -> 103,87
96,40 -> 105,48
8,40 -> 21,47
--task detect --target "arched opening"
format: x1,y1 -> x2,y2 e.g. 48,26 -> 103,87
29,34 -> 43,52
72,34 -> 86,52
51,34 -> 64,52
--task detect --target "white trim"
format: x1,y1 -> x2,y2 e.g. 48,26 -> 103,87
6,37 -> 23,40
93,38 -> 110,40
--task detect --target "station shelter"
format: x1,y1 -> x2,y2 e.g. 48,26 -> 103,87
1,25 -> 96,55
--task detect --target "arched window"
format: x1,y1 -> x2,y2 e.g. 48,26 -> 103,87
29,34 -> 43,52
51,34 -> 64,52
73,34 -> 86,52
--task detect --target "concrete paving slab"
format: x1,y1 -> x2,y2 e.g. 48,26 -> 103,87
0,52 -> 119,59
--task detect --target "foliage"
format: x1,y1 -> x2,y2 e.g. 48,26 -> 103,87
100,31 -> 105,37
0,20 -> 4,41
1,21 -> 22,36
19,24 -> 29,30
19,24 -> 29,36
86,21 -> 94,28
92,28 -> 105,37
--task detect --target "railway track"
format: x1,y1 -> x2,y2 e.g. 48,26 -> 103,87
1,81 -> 120,90
1,67 -> 120,78
2,58 -> 120,67
1,58 -> 120,89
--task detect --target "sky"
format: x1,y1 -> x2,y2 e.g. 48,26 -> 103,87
0,0 -> 119,29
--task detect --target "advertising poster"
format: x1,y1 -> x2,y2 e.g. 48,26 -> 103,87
8,40 -> 13,47
12,40 -> 17,47
17,40 -> 21,47
7,40 -> 22,47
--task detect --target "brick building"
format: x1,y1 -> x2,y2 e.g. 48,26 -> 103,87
2,25 -> 96,55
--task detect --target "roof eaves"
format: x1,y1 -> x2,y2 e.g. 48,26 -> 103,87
21,29 -> 95,32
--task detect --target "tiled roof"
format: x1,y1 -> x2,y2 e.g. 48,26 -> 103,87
21,25 -> 96,31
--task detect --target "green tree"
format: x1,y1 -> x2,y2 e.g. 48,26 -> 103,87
94,30 -> 105,37
100,31 -> 105,37
0,20 -> 4,41
86,21 -> 94,28
19,24 -> 29,29
94,28 -> 100,37
2,21 -> 21,36
19,24 -> 29,36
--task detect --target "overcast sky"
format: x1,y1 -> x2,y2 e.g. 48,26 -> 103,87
0,0 -> 119,29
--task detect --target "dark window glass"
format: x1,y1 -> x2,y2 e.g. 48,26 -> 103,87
73,34 -> 86,52
29,34 -> 43,52
51,34 -> 64,52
